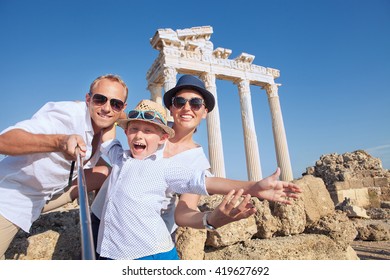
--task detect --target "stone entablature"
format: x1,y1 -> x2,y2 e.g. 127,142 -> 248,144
147,26 -> 279,86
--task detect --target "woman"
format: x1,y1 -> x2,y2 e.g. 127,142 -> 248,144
161,75 -> 256,237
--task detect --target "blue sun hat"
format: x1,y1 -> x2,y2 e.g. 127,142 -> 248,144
163,75 -> 215,112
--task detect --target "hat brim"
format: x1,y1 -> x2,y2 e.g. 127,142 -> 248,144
163,85 -> 215,112
117,118 -> 175,139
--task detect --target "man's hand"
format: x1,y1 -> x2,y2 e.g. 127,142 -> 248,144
59,134 -> 86,160
0,129 -> 86,159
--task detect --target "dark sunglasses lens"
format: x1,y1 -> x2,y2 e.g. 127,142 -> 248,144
143,111 -> 155,120
128,110 -> 139,119
190,98 -> 203,105
189,98 -> 204,110
92,94 -> 108,105
110,99 -> 124,111
173,97 -> 187,108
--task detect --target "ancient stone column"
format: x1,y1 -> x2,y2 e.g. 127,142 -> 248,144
148,83 -> 163,105
200,73 -> 226,178
236,79 -> 262,180
162,67 -> 177,122
264,84 -> 293,181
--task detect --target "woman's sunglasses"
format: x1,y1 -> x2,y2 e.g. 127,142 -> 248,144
89,93 -> 125,112
171,96 -> 205,111
127,110 -> 167,125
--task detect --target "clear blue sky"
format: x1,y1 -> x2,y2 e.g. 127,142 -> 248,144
1,0 -> 389,180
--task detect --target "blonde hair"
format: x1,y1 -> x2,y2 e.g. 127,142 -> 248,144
90,74 -> 128,100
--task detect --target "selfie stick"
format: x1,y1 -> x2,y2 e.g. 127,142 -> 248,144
76,148 -> 96,260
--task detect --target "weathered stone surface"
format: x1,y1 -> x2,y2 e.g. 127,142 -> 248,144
381,201 -> 390,209
199,194 -> 258,247
305,211 -> 357,250
206,216 -> 257,247
344,205 -> 370,219
204,234 -> 359,260
353,219 -> 390,241
271,199 -> 306,236
304,150 -> 390,206
366,207 -> 390,219
252,199 -> 280,239
293,175 -> 334,225
5,204 -> 81,260
175,226 -> 206,260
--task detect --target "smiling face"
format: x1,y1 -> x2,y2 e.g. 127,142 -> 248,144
169,89 -> 208,133
125,120 -> 168,159
86,78 -> 127,133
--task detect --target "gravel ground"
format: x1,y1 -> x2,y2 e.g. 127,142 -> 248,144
351,240 -> 390,260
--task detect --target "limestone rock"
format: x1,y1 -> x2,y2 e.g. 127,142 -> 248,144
252,199 -> 280,239
353,219 -> 390,241
6,207 -> 81,260
294,175 -> 334,225
305,211 -> 357,250
304,150 -> 390,206
204,234 -> 359,260
175,226 -> 206,260
206,216 -> 257,247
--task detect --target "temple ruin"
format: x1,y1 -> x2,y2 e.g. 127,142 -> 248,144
146,26 -> 293,181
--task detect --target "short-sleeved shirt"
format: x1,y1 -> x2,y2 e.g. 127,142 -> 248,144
160,146 -> 212,234
97,139 -> 209,260
0,101 -> 100,232
90,145 -> 211,235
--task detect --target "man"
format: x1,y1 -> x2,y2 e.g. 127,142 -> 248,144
0,74 -> 128,259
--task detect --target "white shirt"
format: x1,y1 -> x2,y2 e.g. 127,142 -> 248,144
160,146 -> 212,234
97,139 -> 209,260
0,101 -> 100,232
91,145 -> 211,235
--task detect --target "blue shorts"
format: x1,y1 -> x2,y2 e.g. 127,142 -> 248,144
99,247 -> 180,260
136,247 -> 180,260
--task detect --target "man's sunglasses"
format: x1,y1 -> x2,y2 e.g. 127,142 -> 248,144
127,110 -> 167,125
89,93 -> 125,112
171,96 -> 205,111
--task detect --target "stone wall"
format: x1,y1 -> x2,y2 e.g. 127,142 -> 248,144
304,150 -> 390,207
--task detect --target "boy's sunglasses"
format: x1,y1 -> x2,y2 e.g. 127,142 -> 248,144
89,93 -> 125,112
172,96 -> 205,111
127,110 -> 167,125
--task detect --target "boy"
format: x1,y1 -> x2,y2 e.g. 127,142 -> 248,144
97,99 -> 301,260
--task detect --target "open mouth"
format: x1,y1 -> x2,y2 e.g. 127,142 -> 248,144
133,142 -> 146,152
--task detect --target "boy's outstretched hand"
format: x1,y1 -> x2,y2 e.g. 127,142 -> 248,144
249,167 -> 302,204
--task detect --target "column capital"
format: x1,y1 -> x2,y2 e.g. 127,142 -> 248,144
199,72 -> 216,89
263,83 -> 282,97
235,79 -> 250,95
163,67 -> 177,82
